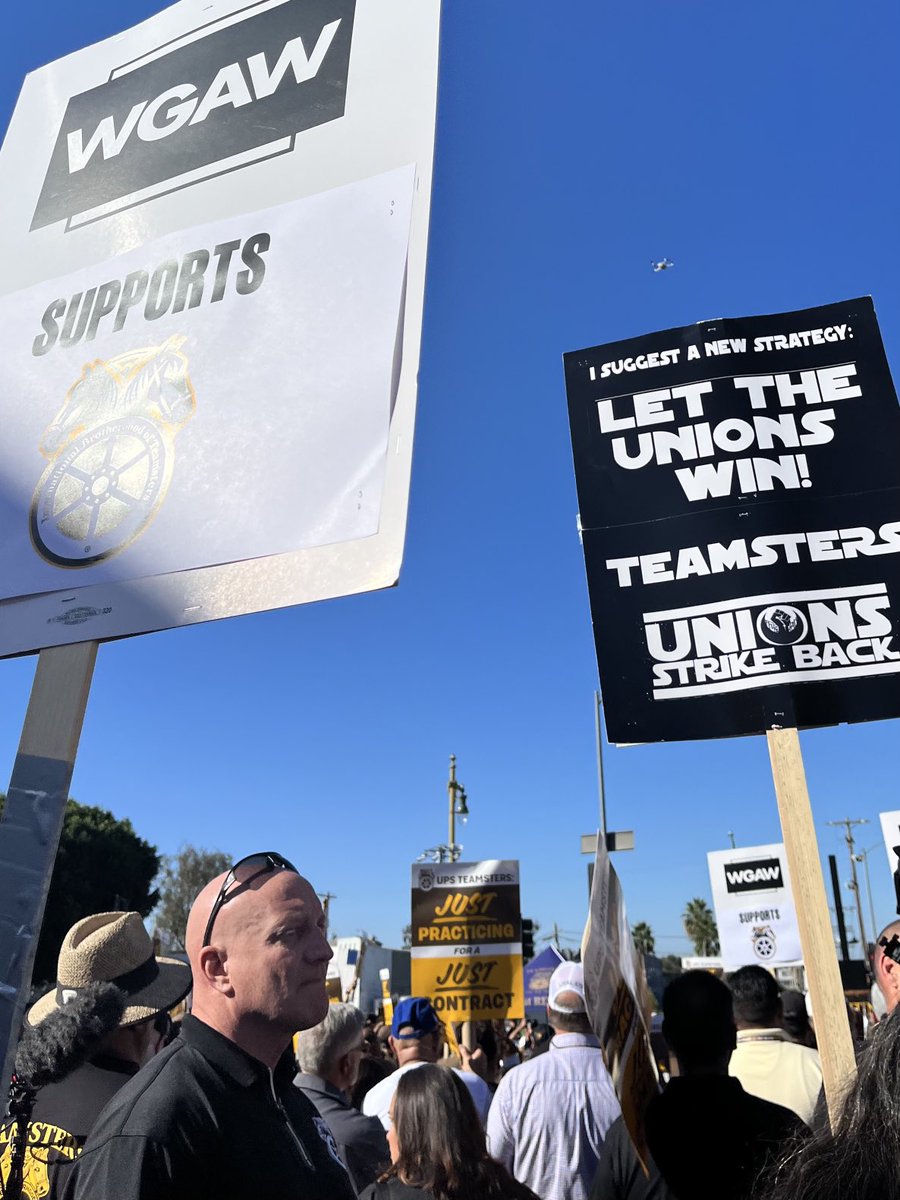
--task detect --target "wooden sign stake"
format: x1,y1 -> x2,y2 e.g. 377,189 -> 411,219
767,726 -> 856,1127
0,641 -> 98,1090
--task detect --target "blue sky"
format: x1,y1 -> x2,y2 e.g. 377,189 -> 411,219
0,1 -> 898,959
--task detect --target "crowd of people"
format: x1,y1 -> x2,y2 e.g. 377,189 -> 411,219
1,851 -> 898,1200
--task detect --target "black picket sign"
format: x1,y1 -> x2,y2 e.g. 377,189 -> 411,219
564,297 -> 900,743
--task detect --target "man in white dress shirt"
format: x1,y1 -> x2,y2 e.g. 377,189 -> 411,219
487,962 -> 621,1200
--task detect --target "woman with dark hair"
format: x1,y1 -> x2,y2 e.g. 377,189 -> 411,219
359,1064 -> 538,1200
760,1010 -> 900,1200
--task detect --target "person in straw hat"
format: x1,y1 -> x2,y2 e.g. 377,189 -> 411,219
0,910 -> 191,1200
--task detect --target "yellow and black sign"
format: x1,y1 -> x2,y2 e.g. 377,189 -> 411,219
0,1117 -> 81,1199
410,860 -> 524,1021
379,967 -> 394,1025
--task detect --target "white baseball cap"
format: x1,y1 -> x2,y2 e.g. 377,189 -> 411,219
548,962 -> 586,1013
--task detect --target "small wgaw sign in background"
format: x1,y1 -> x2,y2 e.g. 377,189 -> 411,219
708,843 -> 801,969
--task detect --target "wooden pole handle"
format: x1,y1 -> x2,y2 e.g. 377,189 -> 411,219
767,727 -> 856,1127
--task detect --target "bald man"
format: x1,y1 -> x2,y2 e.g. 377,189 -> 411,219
62,852 -> 356,1200
873,919 -> 900,1014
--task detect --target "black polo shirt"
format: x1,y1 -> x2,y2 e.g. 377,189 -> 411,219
60,1015 -> 357,1200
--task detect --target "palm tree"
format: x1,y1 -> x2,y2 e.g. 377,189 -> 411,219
632,921 -> 655,955
682,898 -> 720,956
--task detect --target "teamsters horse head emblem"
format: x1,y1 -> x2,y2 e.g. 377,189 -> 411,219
30,336 -> 195,566
751,925 -> 777,961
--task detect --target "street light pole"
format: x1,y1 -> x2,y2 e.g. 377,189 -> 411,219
447,754 -> 468,864
594,692 -> 607,839
445,753 -> 473,1052
580,694 -> 634,872
448,754 -> 457,851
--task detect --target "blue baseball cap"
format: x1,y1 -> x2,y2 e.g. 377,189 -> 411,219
391,997 -> 440,1039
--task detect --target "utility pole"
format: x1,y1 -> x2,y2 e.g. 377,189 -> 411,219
318,892 -> 337,940
854,844 -> 881,942
827,818 -> 870,960
727,831 -> 736,849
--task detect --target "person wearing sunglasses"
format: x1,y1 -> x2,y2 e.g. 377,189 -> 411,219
62,852 -> 357,1200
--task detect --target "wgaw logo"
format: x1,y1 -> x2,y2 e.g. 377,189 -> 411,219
724,857 -> 783,895
33,0 -> 356,230
644,583 -> 899,700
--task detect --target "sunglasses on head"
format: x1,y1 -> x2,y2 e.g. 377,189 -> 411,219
202,851 -> 298,947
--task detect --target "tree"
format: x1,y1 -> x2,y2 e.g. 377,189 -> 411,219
632,922 -> 655,955
402,924 -> 412,949
0,796 -> 160,987
682,898 -> 720,957
155,846 -> 231,951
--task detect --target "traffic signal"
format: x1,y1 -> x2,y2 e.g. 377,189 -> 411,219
521,918 -> 535,962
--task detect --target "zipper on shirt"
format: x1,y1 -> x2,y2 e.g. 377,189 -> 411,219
269,1067 -> 315,1170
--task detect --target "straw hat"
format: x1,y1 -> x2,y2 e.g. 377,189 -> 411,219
28,912 -> 192,1027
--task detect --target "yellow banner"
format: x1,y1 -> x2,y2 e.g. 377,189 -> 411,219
412,952 -> 524,1021
380,969 -> 394,1025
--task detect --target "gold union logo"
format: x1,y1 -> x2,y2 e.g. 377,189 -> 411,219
30,335 -> 195,566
